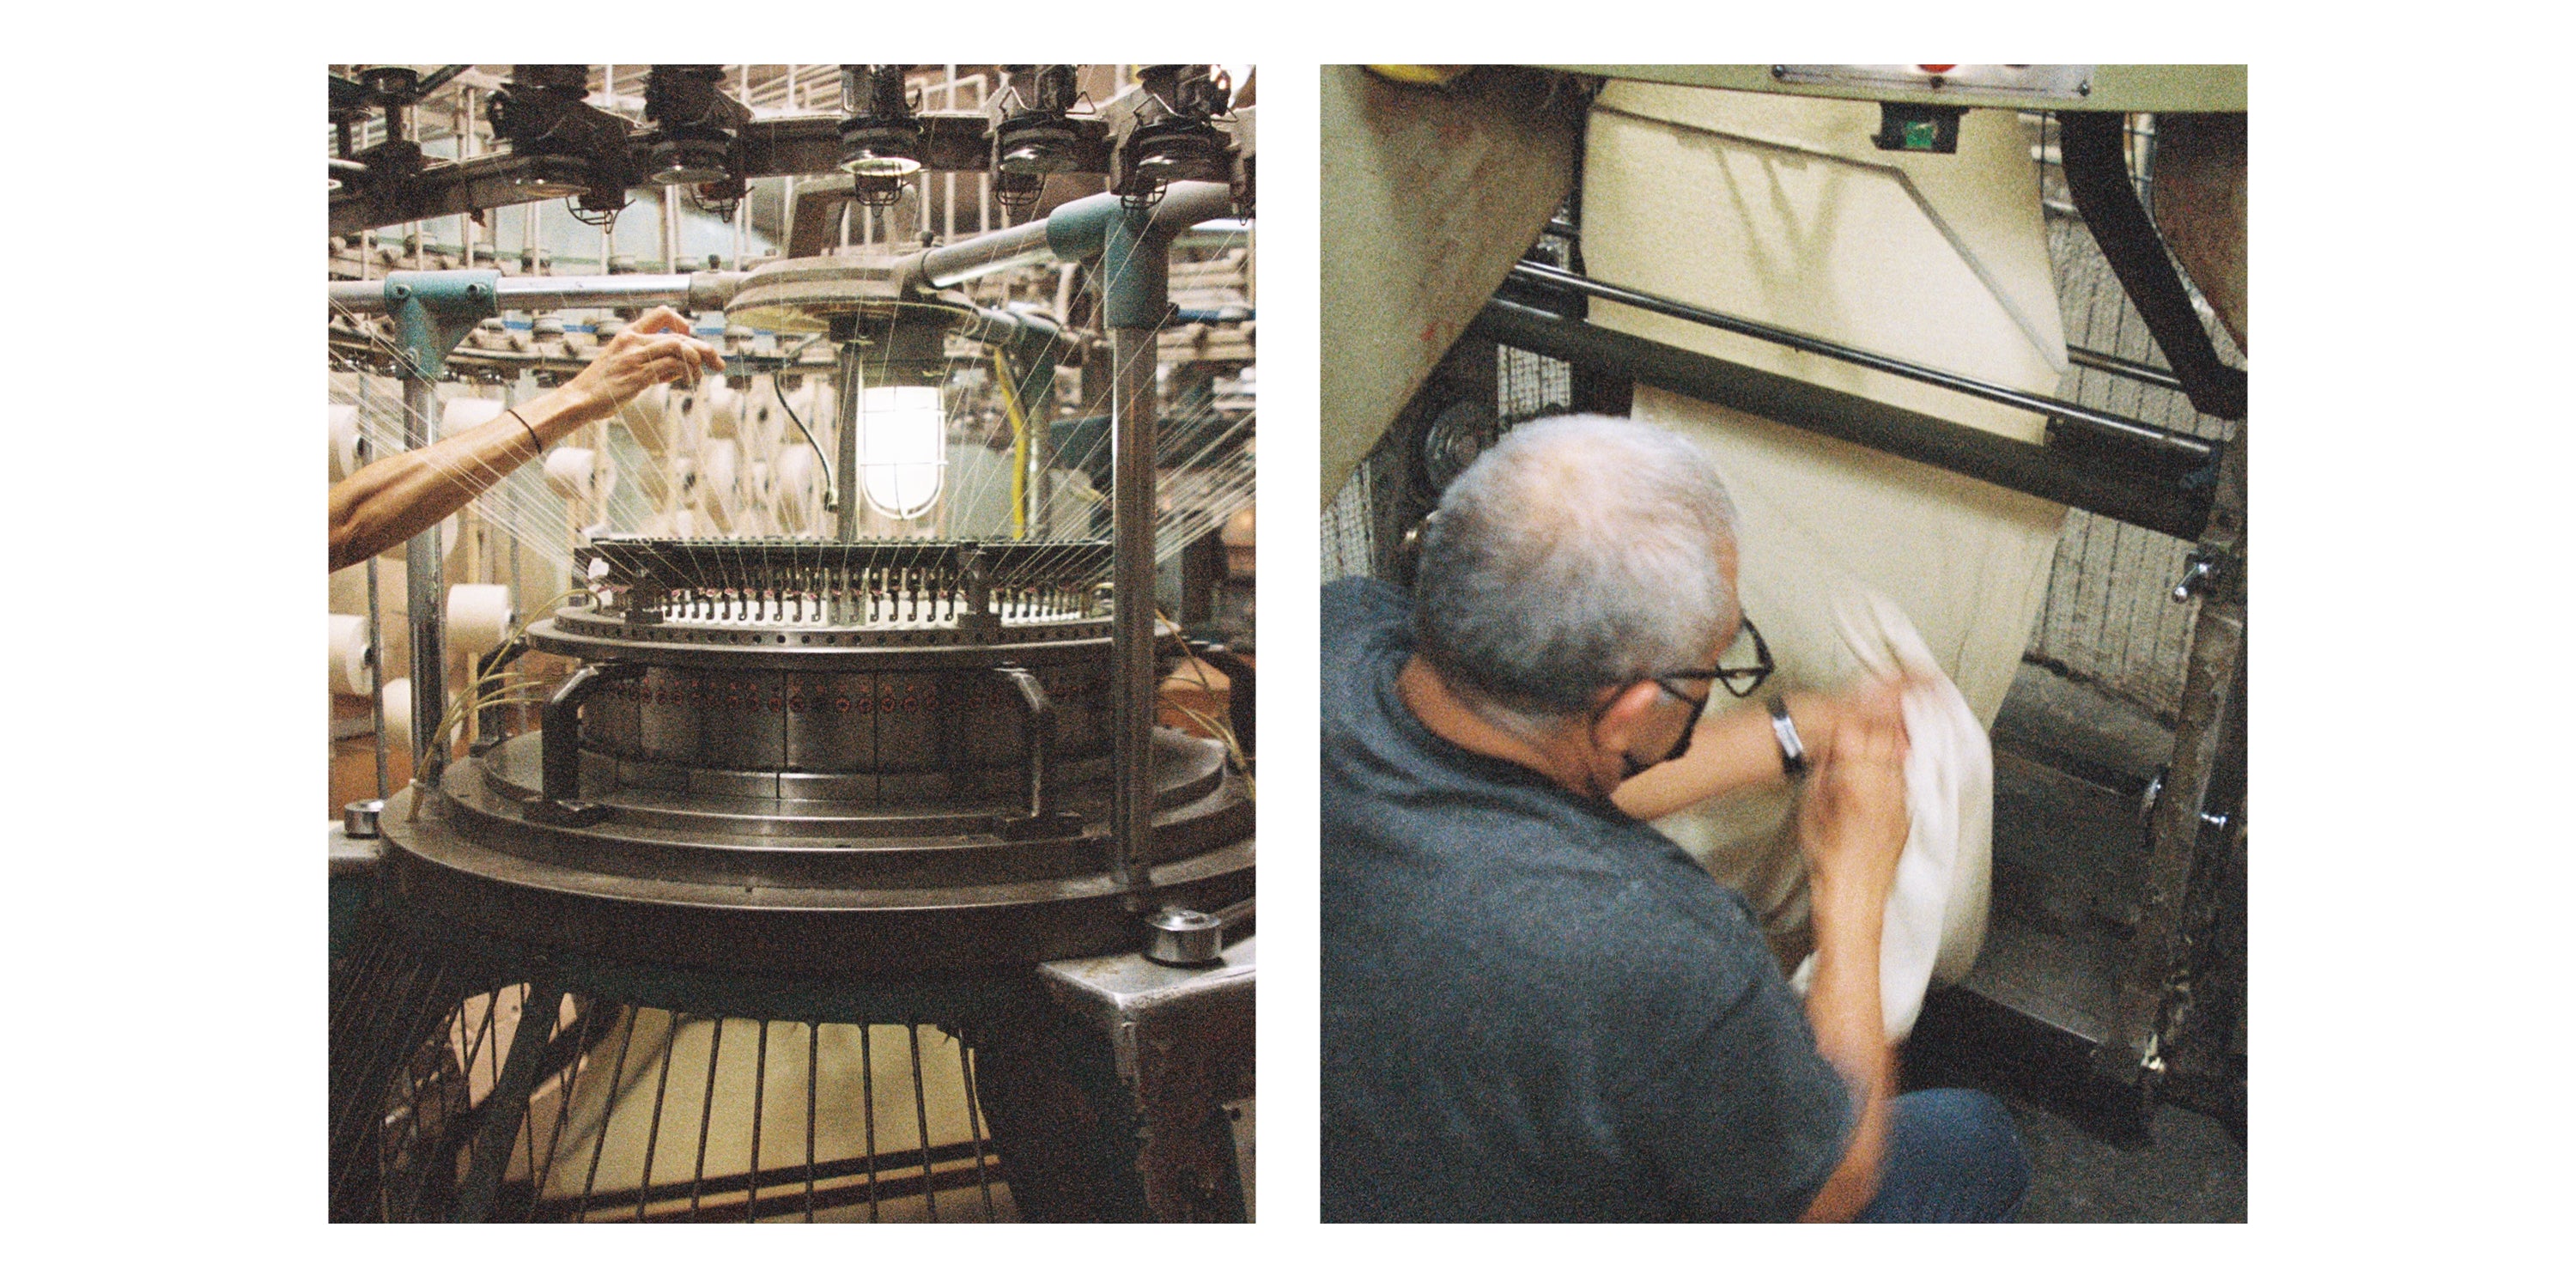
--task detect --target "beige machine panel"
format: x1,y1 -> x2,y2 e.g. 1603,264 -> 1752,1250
1585,80 -> 2069,440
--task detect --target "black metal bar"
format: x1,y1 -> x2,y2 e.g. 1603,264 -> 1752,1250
805,1022 -> 819,1223
526,997 -> 598,1217
2057,112 -> 2246,420
406,990 -> 503,1219
960,1044 -> 996,1219
331,951 -> 444,1189
456,983 -> 566,1221
687,1017 -> 726,1219
1193,644 -> 1257,762
1508,260 -> 2218,466
1466,297 -> 2214,540
860,1024 -> 886,1220
532,662 -> 635,825
578,1006 -> 640,1216
330,947 -> 436,1217
992,666 -> 1073,836
909,1024 -> 938,1221
746,1020 -> 768,1223
635,1013 -> 683,1222
2067,344 -> 2186,392
513,988 -> 543,1206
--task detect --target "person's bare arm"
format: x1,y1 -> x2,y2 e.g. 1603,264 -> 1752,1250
1793,719 -> 1910,1222
327,307 -> 721,572
1614,679 -> 1906,821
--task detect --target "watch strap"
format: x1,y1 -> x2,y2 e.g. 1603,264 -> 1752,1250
1766,693 -> 1809,779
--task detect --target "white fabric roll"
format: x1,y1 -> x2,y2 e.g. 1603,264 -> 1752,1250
445,583 -> 516,659
774,444 -> 823,534
708,383 -> 743,439
329,403 -> 365,482
440,397 -> 506,437
620,385 -> 671,453
1783,593 -> 1994,1042
667,388 -> 705,456
544,447 -> 615,503
328,613 -> 374,696
700,440 -> 738,525
381,677 -> 412,752
742,386 -> 784,460
683,382 -> 741,440
741,455 -> 776,538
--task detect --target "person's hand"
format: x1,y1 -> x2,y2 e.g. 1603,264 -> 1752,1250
561,307 -> 726,422
1797,716 -> 1911,916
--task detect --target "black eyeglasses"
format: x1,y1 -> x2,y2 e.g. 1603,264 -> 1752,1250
1656,614 -> 1775,702
1619,616 -> 1773,773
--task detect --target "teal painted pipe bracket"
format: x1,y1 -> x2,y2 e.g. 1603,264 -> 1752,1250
380,269 -> 503,380
1043,192 -> 1120,264
1099,208 -> 1173,331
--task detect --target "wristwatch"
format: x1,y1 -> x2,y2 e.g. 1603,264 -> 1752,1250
1765,694 -> 1809,779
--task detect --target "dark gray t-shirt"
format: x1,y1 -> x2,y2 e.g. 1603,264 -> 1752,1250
1320,576 -> 1853,1222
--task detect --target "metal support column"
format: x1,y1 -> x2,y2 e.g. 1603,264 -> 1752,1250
2098,419 -> 2247,1088
832,319 -> 865,544
365,555 -> 388,802
374,270 -> 507,776
403,374 -> 447,773
1101,197 -> 1176,906
1108,323 -> 1159,902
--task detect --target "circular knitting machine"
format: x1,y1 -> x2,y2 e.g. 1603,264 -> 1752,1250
334,537 -> 1252,1224
384,535 -> 1254,975
330,69 -> 1255,1221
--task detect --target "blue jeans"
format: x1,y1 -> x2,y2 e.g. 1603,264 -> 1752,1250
1854,1089 -> 2031,1222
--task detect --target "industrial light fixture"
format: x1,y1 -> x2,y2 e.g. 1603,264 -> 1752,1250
1112,65 -> 1237,211
328,72 -> 371,191
857,383 -> 947,519
992,64 -> 1084,215
644,64 -> 750,185
844,304 -> 951,521
837,64 -> 923,209
727,258 -> 968,531
338,66 -> 428,197
489,64 -> 633,204
507,153 -> 594,200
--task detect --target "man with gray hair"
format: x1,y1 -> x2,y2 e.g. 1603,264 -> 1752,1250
1321,414 -> 2027,1221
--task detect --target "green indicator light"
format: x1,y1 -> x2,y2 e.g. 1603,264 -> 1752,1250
1905,120 -> 1936,149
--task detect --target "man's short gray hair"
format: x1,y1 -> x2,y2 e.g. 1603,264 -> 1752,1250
1413,415 -> 1740,728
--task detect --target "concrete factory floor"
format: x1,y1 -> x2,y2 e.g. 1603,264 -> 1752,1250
1904,663 -> 2248,1223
